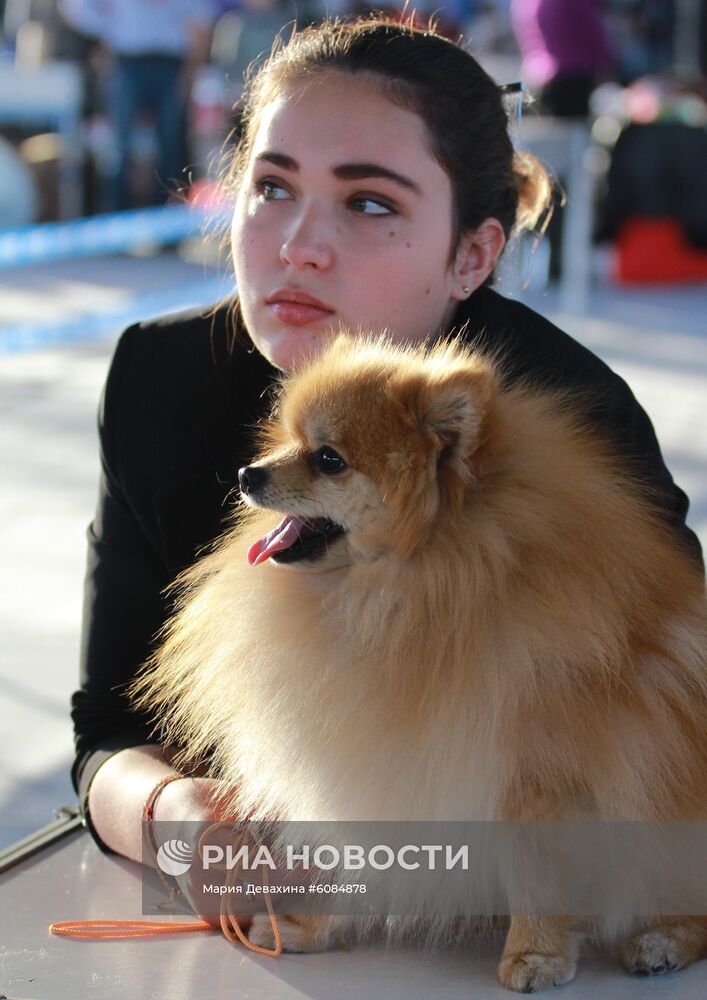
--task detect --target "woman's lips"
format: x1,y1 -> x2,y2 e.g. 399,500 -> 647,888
266,290 -> 334,327
267,301 -> 334,326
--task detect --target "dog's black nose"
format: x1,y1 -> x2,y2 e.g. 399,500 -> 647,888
238,465 -> 268,495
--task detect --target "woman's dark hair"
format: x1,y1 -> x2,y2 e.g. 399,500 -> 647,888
227,16 -> 552,262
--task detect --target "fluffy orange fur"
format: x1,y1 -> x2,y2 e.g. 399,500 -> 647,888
129,333 -> 707,988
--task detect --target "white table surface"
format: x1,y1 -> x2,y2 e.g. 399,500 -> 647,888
1,826 -> 706,999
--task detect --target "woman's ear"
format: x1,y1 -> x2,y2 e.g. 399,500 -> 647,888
450,218 -> 506,299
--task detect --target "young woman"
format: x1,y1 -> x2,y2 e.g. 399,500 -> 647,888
72,14 -> 702,893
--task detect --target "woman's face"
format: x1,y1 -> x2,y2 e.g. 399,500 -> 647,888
231,72 -> 468,371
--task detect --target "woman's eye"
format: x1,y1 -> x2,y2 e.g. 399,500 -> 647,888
349,196 -> 395,216
254,179 -> 290,201
315,446 -> 347,474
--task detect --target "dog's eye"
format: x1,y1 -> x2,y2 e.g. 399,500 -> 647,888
315,446 -> 347,474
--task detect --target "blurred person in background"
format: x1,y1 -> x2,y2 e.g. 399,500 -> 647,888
607,0 -> 675,84
461,0 -> 519,55
59,0 -> 218,210
211,0 -> 293,111
510,0 -> 613,280
594,76 -> 707,281
511,0 -> 613,117
4,0 -> 81,58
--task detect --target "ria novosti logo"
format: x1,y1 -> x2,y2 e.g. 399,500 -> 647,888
156,839 -> 193,876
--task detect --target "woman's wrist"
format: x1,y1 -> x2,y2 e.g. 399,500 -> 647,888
85,744 -> 232,862
153,774 -> 230,824
87,745 -> 188,861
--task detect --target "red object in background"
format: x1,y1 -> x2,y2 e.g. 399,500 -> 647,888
187,178 -> 233,216
616,218 -> 707,283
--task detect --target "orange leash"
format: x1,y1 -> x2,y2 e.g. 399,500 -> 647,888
49,895 -> 282,956
49,782 -> 283,957
48,861 -> 283,955
49,919 -> 214,939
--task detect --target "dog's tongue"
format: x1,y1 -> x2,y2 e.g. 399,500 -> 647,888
247,515 -> 305,566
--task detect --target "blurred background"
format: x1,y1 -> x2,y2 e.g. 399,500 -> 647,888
1,0 -> 706,848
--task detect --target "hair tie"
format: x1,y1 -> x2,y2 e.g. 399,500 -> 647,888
499,81 -> 525,126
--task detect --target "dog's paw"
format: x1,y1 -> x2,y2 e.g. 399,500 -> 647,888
497,953 -> 577,993
248,913 -> 333,953
621,923 -> 706,976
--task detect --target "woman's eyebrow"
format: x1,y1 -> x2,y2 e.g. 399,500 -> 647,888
254,152 -> 421,193
334,162 -> 421,193
255,152 -> 298,171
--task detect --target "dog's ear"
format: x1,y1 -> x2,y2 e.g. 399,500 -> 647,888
389,357 -> 496,455
418,362 -> 497,512
421,362 -> 496,463
385,358 -> 497,543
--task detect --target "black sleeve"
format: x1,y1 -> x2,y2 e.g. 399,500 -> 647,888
583,368 -> 704,575
70,326 -> 170,852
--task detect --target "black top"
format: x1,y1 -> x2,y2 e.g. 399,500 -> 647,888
595,122 -> 707,250
71,288 -> 704,852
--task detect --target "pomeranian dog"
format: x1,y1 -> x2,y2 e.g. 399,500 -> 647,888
130,333 -> 707,992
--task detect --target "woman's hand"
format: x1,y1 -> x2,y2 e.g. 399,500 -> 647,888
153,775 -> 253,931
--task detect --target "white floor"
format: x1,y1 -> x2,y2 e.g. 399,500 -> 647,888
0,261 -> 705,850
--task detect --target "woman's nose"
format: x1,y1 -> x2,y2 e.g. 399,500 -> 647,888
279,204 -> 333,270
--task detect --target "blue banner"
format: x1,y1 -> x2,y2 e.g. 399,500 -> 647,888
0,205 -> 229,269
